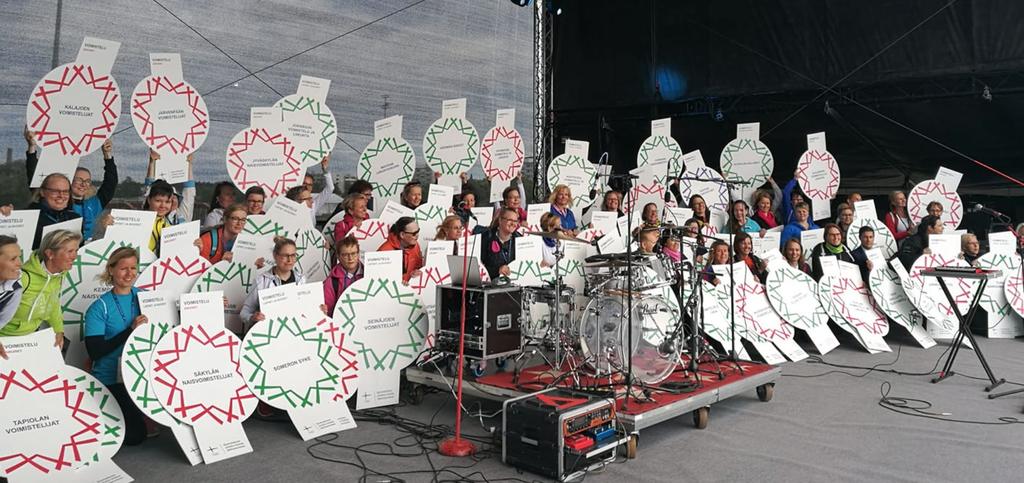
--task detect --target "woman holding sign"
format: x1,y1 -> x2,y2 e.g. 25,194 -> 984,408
20,128 -> 82,247
332,194 -> 370,243
378,217 -> 424,283
202,182 -> 238,228
783,238 -> 812,275
726,200 -> 760,234
0,236 -> 24,359
897,215 -> 943,270
400,181 -> 424,210
323,235 -> 363,312
810,223 -> 854,280
549,184 -> 578,233
884,190 -> 913,243
0,229 -> 81,356
83,246 -> 148,446
240,237 -> 308,327
196,204 -> 247,264
481,207 -> 521,279
733,232 -> 768,282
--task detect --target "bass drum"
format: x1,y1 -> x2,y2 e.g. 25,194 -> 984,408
578,294 -> 680,385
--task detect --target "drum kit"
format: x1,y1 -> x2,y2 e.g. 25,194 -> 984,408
519,226 -> 722,388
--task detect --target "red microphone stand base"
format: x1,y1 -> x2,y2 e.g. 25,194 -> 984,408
438,437 -> 477,457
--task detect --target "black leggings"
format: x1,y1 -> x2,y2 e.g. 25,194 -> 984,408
108,383 -> 147,446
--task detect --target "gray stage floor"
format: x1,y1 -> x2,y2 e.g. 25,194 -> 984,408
115,331 -> 1024,482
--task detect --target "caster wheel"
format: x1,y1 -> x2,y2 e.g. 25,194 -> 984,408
470,363 -> 485,378
496,358 -> 507,371
624,434 -> 638,459
756,383 -> 774,402
693,407 -> 709,429
408,385 -> 425,405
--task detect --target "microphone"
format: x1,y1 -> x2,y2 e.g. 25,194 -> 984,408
458,200 -> 478,221
968,203 -> 1006,218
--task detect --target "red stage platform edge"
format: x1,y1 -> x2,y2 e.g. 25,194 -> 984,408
476,358 -> 774,415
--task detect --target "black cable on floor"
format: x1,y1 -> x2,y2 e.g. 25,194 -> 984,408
878,381 -> 1024,426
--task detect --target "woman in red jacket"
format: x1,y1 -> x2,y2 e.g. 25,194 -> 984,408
884,190 -> 913,243
377,216 -> 424,283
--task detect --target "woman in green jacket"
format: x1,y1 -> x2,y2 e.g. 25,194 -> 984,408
0,229 -> 81,357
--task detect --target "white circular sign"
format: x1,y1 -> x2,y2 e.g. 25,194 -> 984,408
225,128 -> 304,199
25,63 -> 121,158
0,366 -> 124,479
481,126 -> 524,181
131,75 -> 208,156
678,166 -> 730,215
636,135 -> 684,185
240,314 -> 349,410
344,218 -> 391,254
907,179 -> 963,229
846,218 -> 897,259
357,136 -> 415,201
795,149 -> 840,201
547,153 -> 597,215
719,138 -> 774,189
150,324 -> 258,427
294,228 -> 330,283
423,117 -> 479,175
274,94 -> 337,168
765,265 -> 829,331
332,278 -> 428,372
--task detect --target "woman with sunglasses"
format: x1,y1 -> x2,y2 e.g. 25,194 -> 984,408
378,217 -> 424,283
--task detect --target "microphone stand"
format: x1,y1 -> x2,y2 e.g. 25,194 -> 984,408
605,172 -> 639,408
668,174 -> 751,372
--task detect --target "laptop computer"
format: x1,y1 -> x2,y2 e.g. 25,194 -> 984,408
447,255 -> 483,287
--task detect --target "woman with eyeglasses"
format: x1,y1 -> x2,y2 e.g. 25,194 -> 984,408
378,217 -> 424,283
239,237 -> 308,329
285,185 -> 318,226
809,223 -> 854,281
83,246 -> 148,446
24,128 -> 119,240
323,235 -> 363,312
244,186 -> 267,215
434,215 -> 465,242
481,207 -> 521,279
19,127 -> 81,249
195,204 -> 247,264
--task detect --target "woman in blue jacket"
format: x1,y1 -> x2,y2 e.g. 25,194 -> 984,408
83,246 -> 149,446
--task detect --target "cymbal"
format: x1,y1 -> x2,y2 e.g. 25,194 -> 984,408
584,250 -> 654,263
584,259 -> 653,269
526,230 -> 590,243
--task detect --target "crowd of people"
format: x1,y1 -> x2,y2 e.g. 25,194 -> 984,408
1,126 -> 1021,446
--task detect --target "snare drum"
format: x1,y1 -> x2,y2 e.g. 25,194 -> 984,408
521,286 -> 576,342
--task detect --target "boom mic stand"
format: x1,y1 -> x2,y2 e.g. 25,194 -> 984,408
668,174 -> 751,372
605,171 -> 641,408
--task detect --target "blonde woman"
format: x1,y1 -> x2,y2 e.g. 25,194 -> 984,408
84,246 -> 147,445
548,184 -> 577,233
434,215 -> 465,242
884,190 -> 912,242
0,229 -> 82,354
